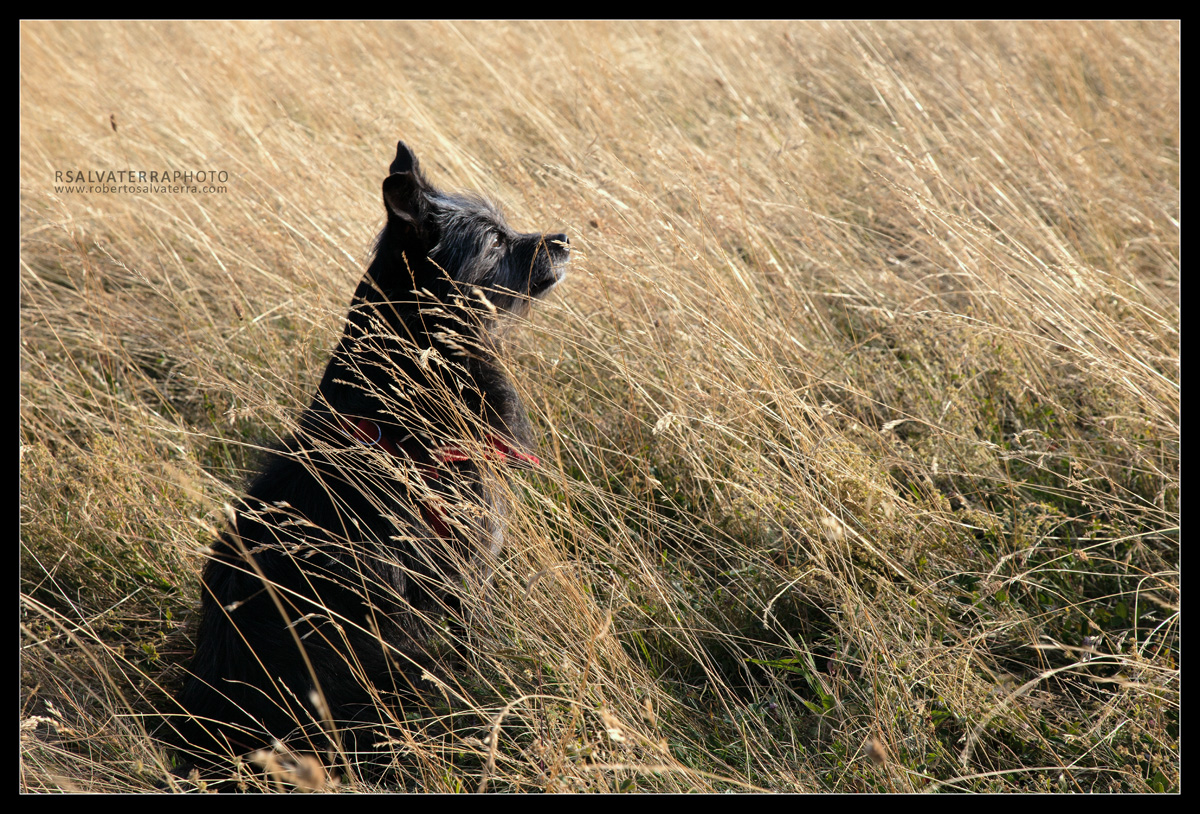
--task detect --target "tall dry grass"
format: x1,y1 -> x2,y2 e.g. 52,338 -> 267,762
21,21 -> 1177,792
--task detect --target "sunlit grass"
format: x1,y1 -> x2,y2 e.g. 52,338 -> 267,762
21,20 -> 1177,792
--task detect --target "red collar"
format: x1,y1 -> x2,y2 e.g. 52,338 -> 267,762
338,416 -> 539,474
336,415 -> 537,539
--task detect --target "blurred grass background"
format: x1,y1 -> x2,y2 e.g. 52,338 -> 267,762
21,21 -> 1177,792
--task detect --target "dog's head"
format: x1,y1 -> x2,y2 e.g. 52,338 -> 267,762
380,141 -> 569,319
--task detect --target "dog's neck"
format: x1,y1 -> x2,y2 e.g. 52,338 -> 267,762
336,415 -> 537,539
338,415 -> 538,470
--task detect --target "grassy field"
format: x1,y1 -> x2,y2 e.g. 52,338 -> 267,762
20,21 -> 1178,792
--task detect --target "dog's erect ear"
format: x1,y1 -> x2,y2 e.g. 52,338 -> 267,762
383,141 -> 430,235
383,172 -> 423,228
389,140 -> 418,176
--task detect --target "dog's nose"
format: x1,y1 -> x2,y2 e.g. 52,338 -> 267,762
547,233 -> 569,256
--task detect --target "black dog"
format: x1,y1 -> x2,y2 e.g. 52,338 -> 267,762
169,141 -> 568,773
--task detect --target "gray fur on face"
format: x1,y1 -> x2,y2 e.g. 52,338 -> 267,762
427,191 -> 569,319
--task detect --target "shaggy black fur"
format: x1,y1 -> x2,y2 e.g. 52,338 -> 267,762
167,141 -> 568,774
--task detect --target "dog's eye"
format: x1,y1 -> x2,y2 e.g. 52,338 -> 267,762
489,233 -> 507,252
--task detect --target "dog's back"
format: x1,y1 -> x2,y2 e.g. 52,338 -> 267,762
168,141 -> 568,770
